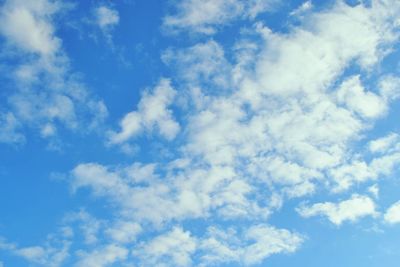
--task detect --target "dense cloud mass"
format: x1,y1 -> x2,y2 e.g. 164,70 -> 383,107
2,0 -> 400,266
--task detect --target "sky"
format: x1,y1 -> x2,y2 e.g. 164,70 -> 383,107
1,0 -> 400,266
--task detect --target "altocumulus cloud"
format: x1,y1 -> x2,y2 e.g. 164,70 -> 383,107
2,0 -> 400,266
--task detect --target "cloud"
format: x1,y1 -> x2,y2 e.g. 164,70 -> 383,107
163,0 -> 279,34
242,225 -> 303,265
135,227 -> 196,267
67,1 -> 400,265
0,112 -> 24,144
0,229 -> 71,267
4,1 -> 400,266
200,225 -> 303,266
297,195 -> 378,225
336,75 -> 387,119
162,40 -> 232,89
93,4 -> 119,43
0,0 -> 62,56
109,79 -> 180,144
95,5 -> 119,30
290,1 -> 313,17
369,133 -> 400,154
0,0 -> 108,144
105,221 -> 142,244
384,201 -> 400,224
63,210 -> 102,245
75,244 -> 128,267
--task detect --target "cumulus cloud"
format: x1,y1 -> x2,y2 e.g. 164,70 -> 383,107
109,79 -> 180,144
0,229 -> 71,267
297,195 -> 378,225
0,0 -> 108,144
163,0 -> 279,34
75,244 -> 128,267
0,0 -> 62,56
93,4 -> 119,43
135,227 -> 197,266
4,0 -> 400,266
0,112 -> 24,144
105,221 -> 142,244
200,225 -> 303,266
336,75 -> 387,119
95,5 -> 119,30
66,1 -> 400,264
162,40 -> 232,89
369,133 -> 400,154
384,201 -> 400,224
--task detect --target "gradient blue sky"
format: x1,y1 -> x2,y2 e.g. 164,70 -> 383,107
1,0 -> 400,266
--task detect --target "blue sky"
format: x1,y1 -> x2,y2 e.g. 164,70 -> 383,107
1,0 -> 400,266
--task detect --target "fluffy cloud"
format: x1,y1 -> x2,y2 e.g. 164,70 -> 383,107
163,0 -> 279,34
297,195 -> 378,225
93,4 -> 119,42
109,79 -> 180,144
68,1 -> 400,264
0,229 -> 71,267
95,5 -> 119,30
0,112 -> 24,144
75,244 -> 128,267
135,227 -> 196,266
0,0 -> 62,55
0,0 -> 108,144
4,1 -> 400,266
384,201 -> 400,224
162,40 -> 232,89
369,133 -> 400,154
105,221 -> 142,244
336,75 -> 387,119
200,225 -> 303,266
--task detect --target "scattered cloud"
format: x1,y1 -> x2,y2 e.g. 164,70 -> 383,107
3,0 -> 400,266
163,0 -> 279,34
75,244 -> 128,267
95,5 -> 119,30
93,4 -> 119,42
384,201 -> 400,224
108,79 -> 180,144
0,0 -> 107,144
297,195 -> 378,225
135,227 -> 197,267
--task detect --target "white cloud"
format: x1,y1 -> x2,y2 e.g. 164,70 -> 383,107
336,75 -> 387,119
93,4 -> 119,43
290,1 -> 313,17
109,79 -> 180,144
243,225 -> 303,265
67,3 -> 400,265
369,133 -> 400,154
75,244 -> 128,267
297,195 -> 378,225
163,0 -> 278,34
162,40 -> 231,89
6,1 -> 400,266
0,0 -> 108,144
0,112 -> 24,144
384,201 -> 400,224
0,0 -> 61,56
368,184 -> 379,199
0,233 -> 71,267
64,210 -> 102,245
200,225 -> 303,266
105,221 -> 142,244
135,227 -> 196,267
95,5 -> 119,30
